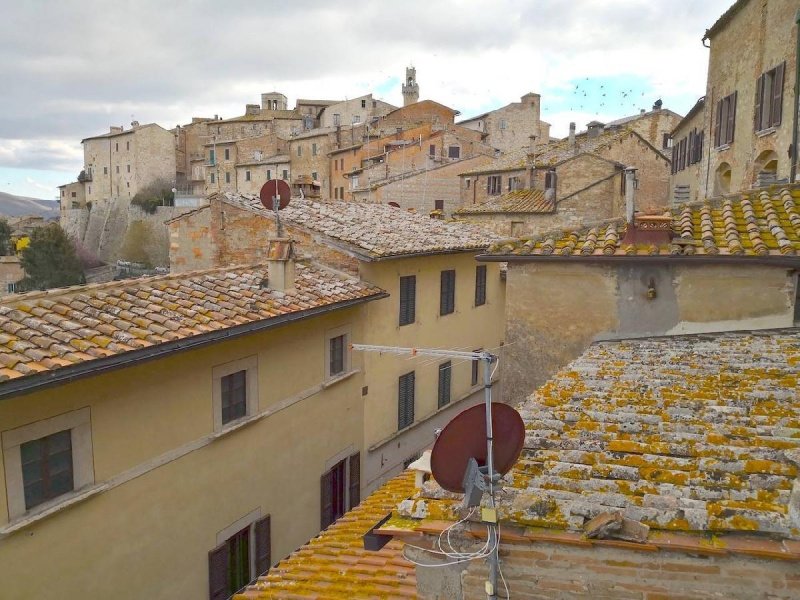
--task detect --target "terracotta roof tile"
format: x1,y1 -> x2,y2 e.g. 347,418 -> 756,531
0,263 -> 383,387
236,472 -> 417,599
217,193 -> 499,259
486,188 -> 800,261
454,189 -> 554,215
397,330 -> 800,546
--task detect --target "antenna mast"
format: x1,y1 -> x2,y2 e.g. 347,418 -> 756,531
350,343 -> 501,600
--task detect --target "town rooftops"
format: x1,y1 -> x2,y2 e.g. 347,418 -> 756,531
216,193 -> 499,260
481,188 -> 800,266
454,189 -> 554,215
0,263 -> 384,397
385,328 -> 800,556
235,471 -> 417,599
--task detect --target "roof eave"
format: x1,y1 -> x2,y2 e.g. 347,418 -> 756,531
477,254 -> 800,267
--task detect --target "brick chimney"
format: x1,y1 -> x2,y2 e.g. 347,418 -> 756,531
264,239 -> 295,292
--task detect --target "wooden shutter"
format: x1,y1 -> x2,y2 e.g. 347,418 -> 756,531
398,372 -> 415,429
772,62 -> 785,127
754,74 -> 764,131
399,276 -> 416,325
348,452 -> 360,509
714,99 -> 722,147
440,270 -> 455,315
698,131 -> 704,161
671,145 -> 677,173
320,471 -> 333,530
438,362 -> 451,408
253,515 -> 272,578
208,541 -> 230,600
687,130 -> 694,165
727,92 -> 737,144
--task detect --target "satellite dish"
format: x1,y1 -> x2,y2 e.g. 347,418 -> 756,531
259,179 -> 291,211
430,403 -> 524,493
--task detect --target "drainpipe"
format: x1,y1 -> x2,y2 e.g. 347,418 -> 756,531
791,9 -> 800,183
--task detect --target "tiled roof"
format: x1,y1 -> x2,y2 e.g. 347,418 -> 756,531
391,329 -> 800,545
218,193 -> 500,259
454,189 -> 554,215
0,263 -> 383,387
218,110 -> 301,123
236,471 -> 417,599
484,188 -> 800,261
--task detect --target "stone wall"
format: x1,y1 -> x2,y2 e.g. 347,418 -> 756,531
501,261 -> 797,404
599,133 -> 670,212
289,132 -> 333,194
459,93 -> 552,152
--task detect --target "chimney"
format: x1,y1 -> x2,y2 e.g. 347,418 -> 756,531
110,125 -> 123,134
624,167 -> 637,223
264,239 -> 295,292
587,121 -> 604,138
245,104 -> 260,116
568,122 -> 576,148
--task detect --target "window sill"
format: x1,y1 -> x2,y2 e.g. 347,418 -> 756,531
1,483 -> 108,537
321,369 -> 359,390
756,127 -> 777,138
716,144 -> 731,152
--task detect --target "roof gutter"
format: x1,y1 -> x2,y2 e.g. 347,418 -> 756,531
0,292 -> 388,402
476,254 -> 800,268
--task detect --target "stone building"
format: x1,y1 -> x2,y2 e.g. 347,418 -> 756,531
381,328 -> 800,600
669,97 -> 706,204
695,0 -> 799,196
401,65 -> 419,106
456,120 -> 673,236
57,181 -> 86,210
167,193 -> 505,494
481,186 -> 800,404
318,94 -> 397,129
0,261 -> 386,599
459,92 -> 552,152
288,128 -> 337,196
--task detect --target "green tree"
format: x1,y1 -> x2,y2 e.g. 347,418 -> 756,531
131,178 -> 175,214
20,223 -> 84,291
0,219 -> 12,256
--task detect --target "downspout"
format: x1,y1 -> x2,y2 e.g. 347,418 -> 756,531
791,9 -> 800,183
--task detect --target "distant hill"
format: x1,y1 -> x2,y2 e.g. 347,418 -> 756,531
0,192 -> 59,219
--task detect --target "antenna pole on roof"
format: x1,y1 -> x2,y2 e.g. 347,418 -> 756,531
350,343 -> 501,600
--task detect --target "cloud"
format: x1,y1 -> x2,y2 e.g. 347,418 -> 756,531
0,0 -> 732,175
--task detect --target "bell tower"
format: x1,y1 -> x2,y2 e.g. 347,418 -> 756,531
402,66 -> 419,106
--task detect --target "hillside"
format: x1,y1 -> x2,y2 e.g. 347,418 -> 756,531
0,191 -> 59,219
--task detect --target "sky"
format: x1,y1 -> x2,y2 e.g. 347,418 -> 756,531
0,0 -> 732,199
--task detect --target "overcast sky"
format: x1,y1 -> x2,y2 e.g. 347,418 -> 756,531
0,0 -> 731,199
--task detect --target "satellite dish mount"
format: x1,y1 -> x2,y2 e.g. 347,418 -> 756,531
259,179 -> 291,237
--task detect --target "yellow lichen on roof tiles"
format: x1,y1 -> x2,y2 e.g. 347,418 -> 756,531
454,189 -> 555,215
407,330 -> 800,542
0,264 -> 384,385
236,471 -> 417,599
486,187 -> 800,260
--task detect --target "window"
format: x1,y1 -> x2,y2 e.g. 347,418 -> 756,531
398,372 -> 415,430
320,452 -> 360,529
466,179 -> 471,189
429,144 -> 436,157
208,515 -> 271,600
340,159 -> 344,170
245,170 -> 251,182
361,99 -> 366,108
448,146 -> 460,159
209,149 -> 216,165
212,356 -> 258,431
440,269 -> 455,315
471,349 -> 481,386
339,186 -> 344,199
351,175 -> 359,189
352,115 -> 361,124
224,148 -> 230,160
297,145 -> 302,157
499,119 -> 507,130
671,129 -> 704,174
312,143 -> 317,156
126,164 -> 130,173
311,171 -> 318,181
7,282 -> 17,293
103,166 -> 108,175
487,175 -> 501,195
755,62 -> 785,131
544,170 -> 557,190
126,141 -> 130,151
115,165 -> 119,174
126,182 -> 129,188
326,327 -> 350,378
334,187 -> 339,199
333,114 -> 340,126
266,169 -> 271,181
115,142 -> 118,151
225,172 -> 231,184
662,133 -> 671,149
71,191 -> 77,198
475,265 -> 487,306
399,275 -> 416,326
507,176 -> 520,192
2,407 -> 94,519
334,159 -> 338,172
435,199 -> 444,211
438,362 -> 451,408
714,92 -> 737,147
210,172 -> 215,183
282,170 -> 288,180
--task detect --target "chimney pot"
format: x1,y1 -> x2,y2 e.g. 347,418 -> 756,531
568,122 -> 576,149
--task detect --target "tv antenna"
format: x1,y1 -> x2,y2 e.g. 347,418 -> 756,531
259,179 -> 291,237
350,344 -> 522,600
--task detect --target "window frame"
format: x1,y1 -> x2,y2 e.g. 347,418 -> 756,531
2,407 -> 94,520
398,371 -> 415,430
487,175 -> 502,195
399,275 -> 416,326
440,269 -> 456,316
212,356 -> 258,432
475,265 -> 487,307
209,509 -> 271,600
754,62 -> 785,132
320,451 -> 360,530
438,361 -> 452,408
325,325 -> 351,380
714,92 -> 737,147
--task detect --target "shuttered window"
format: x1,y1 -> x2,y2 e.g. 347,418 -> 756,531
714,92 -> 737,147
440,270 -> 455,315
755,62 -> 785,131
398,371 -> 415,430
329,334 -> 345,376
221,370 -> 247,425
399,275 -> 416,326
253,515 -> 272,578
438,362 -> 452,408
20,429 -> 74,510
208,516 -> 270,600
348,452 -> 360,509
320,453 -> 360,529
487,175 -> 501,195
475,265 -> 487,306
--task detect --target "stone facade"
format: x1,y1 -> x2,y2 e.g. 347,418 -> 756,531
699,0 -> 798,195
668,99 -> 706,204
288,130 -> 335,194
58,181 -> 86,209
318,94 -> 396,129
497,260 -> 797,404
459,93 -> 552,152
